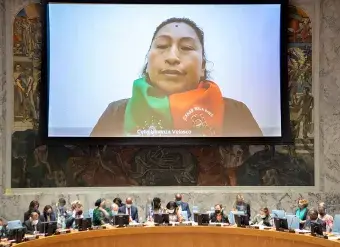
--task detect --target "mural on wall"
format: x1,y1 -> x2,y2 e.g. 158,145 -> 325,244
11,3 -> 315,188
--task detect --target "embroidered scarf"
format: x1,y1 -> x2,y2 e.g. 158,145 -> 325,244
124,78 -> 225,137
296,207 -> 307,220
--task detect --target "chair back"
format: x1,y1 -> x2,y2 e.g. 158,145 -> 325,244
229,211 -> 245,225
286,215 -> 300,229
88,209 -> 94,219
181,211 -> 188,221
192,206 -> 199,213
7,220 -> 22,230
272,210 -> 285,218
332,214 -> 340,233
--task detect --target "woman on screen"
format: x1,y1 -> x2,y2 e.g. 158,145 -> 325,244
91,17 -> 262,137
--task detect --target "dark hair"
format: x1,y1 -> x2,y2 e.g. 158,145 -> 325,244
30,210 -> 39,217
28,200 -> 39,211
43,205 -> 53,214
166,201 -> 178,210
142,17 -> 209,80
113,198 -> 122,207
58,198 -> 66,206
308,208 -> 318,218
152,197 -> 161,210
261,207 -> 269,213
95,199 -> 102,207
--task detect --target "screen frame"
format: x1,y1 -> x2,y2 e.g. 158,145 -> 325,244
40,0 -> 291,145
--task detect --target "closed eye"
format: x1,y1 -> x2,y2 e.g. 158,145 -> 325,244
156,45 -> 168,49
181,46 -> 194,51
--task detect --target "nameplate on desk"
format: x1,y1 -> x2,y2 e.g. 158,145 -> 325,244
154,223 -> 171,227
24,235 -> 39,241
311,233 -> 328,239
56,229 -> 71,235
208,224 -> 222,227
178,223 -> 193,226
279,228 -> 295,233
91,226 -> 106,230
127,224 -> 143,228
239,225 -> 251,229
0,243 -> 12,247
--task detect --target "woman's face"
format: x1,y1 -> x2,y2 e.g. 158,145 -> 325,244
147,22 -> 205,95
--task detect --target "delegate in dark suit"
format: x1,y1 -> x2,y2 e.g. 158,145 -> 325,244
178,202 -> 191,220
23,220 -> 41,234
304,218 -> 326,232
118,205 -> 139,222
39,213 -> 56,222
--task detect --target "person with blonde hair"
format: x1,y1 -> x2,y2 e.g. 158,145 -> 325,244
232,194 -> 251,219
295,198 -> 309,229
65,200 -> 83,228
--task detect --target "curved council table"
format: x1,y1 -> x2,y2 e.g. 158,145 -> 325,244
14,226 -> 340,247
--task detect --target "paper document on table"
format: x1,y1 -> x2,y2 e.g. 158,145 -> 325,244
251,224 -> 271,230
327,236 -> 340,241
295,229 -> 310,233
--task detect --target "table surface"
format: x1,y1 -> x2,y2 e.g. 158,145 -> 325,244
2,226 -> 340,247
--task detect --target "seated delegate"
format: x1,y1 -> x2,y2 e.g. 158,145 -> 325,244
23,210 -> 41,234
175,194 -> 191,220
166,201 -> 183,223
250,208 -> 272,226
304,209 -> 326,232
210,204 -> 229,224
118,198 -> 139,223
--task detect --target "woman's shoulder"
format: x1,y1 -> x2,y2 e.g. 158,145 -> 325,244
222,97 -> 251,112
106,98 -> 130,113
222,97 -> 263,137
90,99 -> 130,137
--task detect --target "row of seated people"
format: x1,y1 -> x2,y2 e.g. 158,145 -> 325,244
0,194 -> 336,237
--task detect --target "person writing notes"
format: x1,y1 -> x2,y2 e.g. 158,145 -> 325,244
250,208 -> 272,226
23,210 -> 41,234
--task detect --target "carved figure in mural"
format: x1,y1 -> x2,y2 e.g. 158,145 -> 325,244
262,169 -> 281,186
296,87 -> 314,139
132,147 -> 197,186
218,145 -> 248,186
22,19 -> 37,57
288,5 -> 312,43
25,67 -> 38,120
296,18 -> 312,43
13,3 -> 41,127
26,145 -> 52,187
13,63 -> 25,116
288,45 -> 313,137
